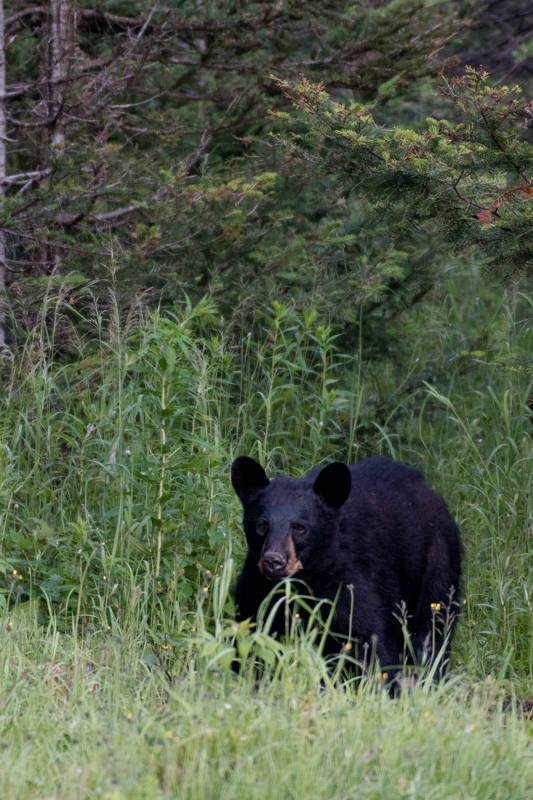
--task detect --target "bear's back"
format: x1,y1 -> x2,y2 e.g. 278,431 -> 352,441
312,456 -> 460,607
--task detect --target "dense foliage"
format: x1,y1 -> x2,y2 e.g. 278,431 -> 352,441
2,1 -> 531,345
276,68 -> 533,281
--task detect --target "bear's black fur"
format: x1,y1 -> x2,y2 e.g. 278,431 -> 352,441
232,455 -> 462,678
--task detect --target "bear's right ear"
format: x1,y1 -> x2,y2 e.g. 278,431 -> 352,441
313,462 -> 351,509
231,456 -> 269,504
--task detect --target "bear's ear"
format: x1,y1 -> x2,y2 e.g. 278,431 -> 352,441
313,462 -> 351,509
231,456 -> 269,504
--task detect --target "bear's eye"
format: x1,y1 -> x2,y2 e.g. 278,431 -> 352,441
291,522 -> 307,536
256,520 -> 268,536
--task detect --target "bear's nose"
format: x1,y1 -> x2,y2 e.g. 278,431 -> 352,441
261,551 -> 287,577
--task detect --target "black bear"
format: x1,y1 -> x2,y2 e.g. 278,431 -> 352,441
231,455 -> 462,679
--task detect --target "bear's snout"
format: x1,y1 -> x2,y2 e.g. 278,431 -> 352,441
260,551 -> 287,579
259,535 -> 303,579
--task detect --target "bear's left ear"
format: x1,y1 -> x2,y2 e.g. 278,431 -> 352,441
313,462 -> 351,509
231,456 -> 270,504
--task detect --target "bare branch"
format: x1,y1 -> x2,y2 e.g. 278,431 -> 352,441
79,9 -> 146,32
181,128 -> 212,174
5,6 -> 45,28
90,204 -> 142,223
110,92 -> 165,110
1,168 -> 52,186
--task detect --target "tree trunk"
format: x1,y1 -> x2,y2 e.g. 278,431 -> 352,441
36,0 -> 77,274
0,0 -> 7,346
43,0 -> 76,151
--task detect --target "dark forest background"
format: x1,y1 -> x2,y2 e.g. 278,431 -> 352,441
1,1 -> 531,349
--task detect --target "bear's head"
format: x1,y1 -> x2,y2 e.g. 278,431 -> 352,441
231,456 -> 351,580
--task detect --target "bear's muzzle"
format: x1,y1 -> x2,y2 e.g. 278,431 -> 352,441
259,537 -> 303,580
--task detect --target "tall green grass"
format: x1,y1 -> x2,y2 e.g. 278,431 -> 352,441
0,273 -> 531,685
0,271 -> 531,797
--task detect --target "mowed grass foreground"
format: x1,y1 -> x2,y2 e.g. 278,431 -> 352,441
0,274 -> 531,798
1,613 -> 531,800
